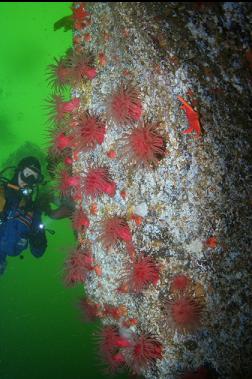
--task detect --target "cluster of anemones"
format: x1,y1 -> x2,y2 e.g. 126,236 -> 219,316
76,274 -> 163,375
77,273 -> 205,375
64,245 -> 98,287
94,325 -> 163,375
46,58 -> 204,379
46,4 -> 207,377
47,47 -> 97,93
106,83 -> 167,168
47,47 -> 167,184
46,42 -> 98,191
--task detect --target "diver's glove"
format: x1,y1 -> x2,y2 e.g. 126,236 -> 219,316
29,226 -> 47,250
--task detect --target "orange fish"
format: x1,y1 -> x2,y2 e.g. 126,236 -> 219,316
177,96 -> 202,137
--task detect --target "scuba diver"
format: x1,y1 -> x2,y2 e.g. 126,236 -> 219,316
0,156 -> 48,275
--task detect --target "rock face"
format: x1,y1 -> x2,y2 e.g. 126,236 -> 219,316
51,2 -> 252,378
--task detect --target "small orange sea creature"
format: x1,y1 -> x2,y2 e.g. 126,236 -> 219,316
90,203 -> 98,215
153,64 -> 161,74
168,55 -> 180,67
117,283 -> 129,293
122,28 -> 129,38
107,149 -> 116,158
122,69 -> 131,77
205,236 -> 218,249
177,96 -> 202,138
84,33 -> 91,42
73,35 -> 82,46
120,190 -> 127,199
103,31 -> 110,41
130,213 -> 143,225
78,236 -> 85,245
74,20 -> 83,31
123,318 -> 138,328
98,52 -> 107,66
94,265 -> 102,276
73,150 -> 79,161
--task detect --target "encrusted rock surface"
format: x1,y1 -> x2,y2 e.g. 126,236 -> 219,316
69,2 -> 252,378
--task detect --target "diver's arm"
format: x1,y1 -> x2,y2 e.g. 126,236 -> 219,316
46,204 -> 73,219
37,190 -> 73,220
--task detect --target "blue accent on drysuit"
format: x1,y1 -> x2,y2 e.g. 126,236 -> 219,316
0,188 -> 47,275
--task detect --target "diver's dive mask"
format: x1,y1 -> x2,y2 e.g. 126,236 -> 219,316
17,166 -> 42,197
20,169 -> 39,186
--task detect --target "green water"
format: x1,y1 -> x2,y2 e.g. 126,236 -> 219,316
0,3 -> 128,379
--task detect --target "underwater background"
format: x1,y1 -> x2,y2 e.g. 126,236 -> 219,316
1,3 -> 251,379
0,3 -> 127,379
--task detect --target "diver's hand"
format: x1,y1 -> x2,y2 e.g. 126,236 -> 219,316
29,229 -> 47,249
